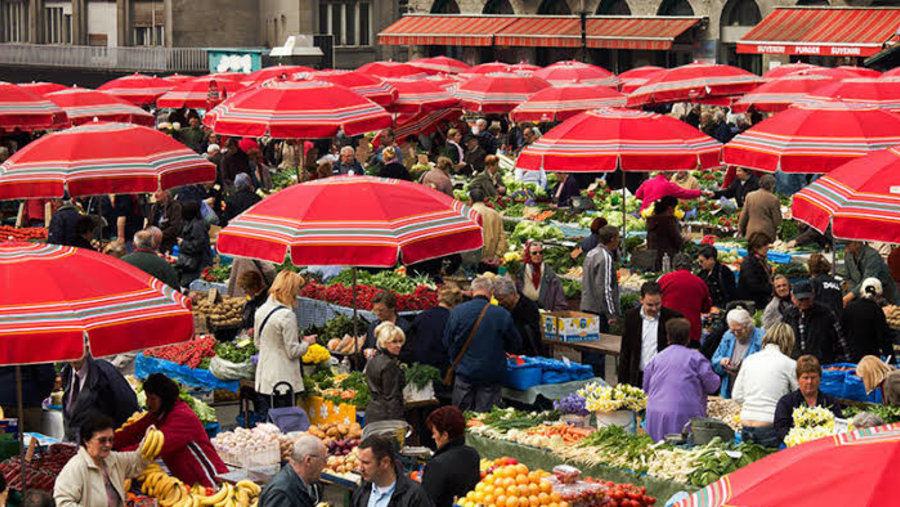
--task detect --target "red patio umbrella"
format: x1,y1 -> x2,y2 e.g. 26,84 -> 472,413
723,101 -> 900,173
465,61 -> 540,76
394,109 -> 463,139
763,62 -> 822,79
802,67 -> 875,80
421,74 -> 464,93
356,61 -> 428,80
46,88 -> 156,127
834,65 -> 881,78
456,73 -> 551,114
207,72 -> 250,81
674,424 -> 900,507
730,74 -> 837,113
163,73 -> 195,84
17,82 -> 68,97
206,80 -> 392,138
792,146 -> 900,243
616,66 -> 664,94
409,56 -> 470,74
216,175 -> 483,267
0,82 -> 69,131
97,73 -> 174,106
515,107 -> 722,173
883,67 -> 900,79
301,71 -> 398,107
0,241 -> 194,363
509,84 -> 626,122
802,77 -> 900,113
247,64 -> 315,83
533,60 -> 617,87
0,122 -> 216,199
628,62 -> 763,106
156,77 -> 243,109
383,79 -> 459,114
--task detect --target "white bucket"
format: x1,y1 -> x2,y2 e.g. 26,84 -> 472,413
595,410 -> 636,433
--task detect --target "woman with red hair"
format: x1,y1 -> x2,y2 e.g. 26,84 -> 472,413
421,407 -> 480,507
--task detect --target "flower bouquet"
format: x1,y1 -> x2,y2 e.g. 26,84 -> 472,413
578,383 -> 646,432
554,392 -> 590,428
784,405 -> 836,447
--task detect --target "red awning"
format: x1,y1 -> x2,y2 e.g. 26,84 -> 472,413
378,15 -> 515,46
738,7 -> 900,57
495,16 -> 581,48
585,17 -> 700,50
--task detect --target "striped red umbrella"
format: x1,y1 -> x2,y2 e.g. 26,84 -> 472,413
156,77 -> 243,109
884,67 -> 900,79
97,73 -> 174,106
802,67 -> 876,80
18,82 -> 68,97
0,122 -> 216,199
301,71 -> 398,107
762,62 -> 822,79
723,102 -> 900,174
792,147 -> 900,243
0,242 -> 193,364
383,79 -> 459,114
510,84 -> 626,122
163,73 -> 195,84
0,82 -> 69,131
730,74 -> 837,113
409,56 -> 470,74
533,60 -> 617,87
394,109 -> 463,139
216,175 -> 483,266
356,61 -> 428,80
835,66 -> 881,78
247,65 -> 315,83
206,80 -> 391,138
516,108 -> 721,173
628,63 -> 763,106
456,73 -> 551,114
207,72 -> 250,81
46,88 -> 156,127
465,61 -> 539,76
616,65 -> 664,94
802,78 -> 900,113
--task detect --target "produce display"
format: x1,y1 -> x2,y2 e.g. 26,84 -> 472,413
885,305 -> 900,330
578,383 -> 646,413
140,427 -> 165,461
144,335 -> 217,368
211,423 -> 282,467
201,264 -> 232,283
304,370 -> 370,409
194,295 -> 245,328
301,343 -> 332,364
326,334 -> 366,355
300,279 -> 437,311
843,403 -> 900,424
706,397 -> 741,431
325,446 -> 361,477
0,444 -> 77,492
138,462 -> 262,507
214,340 -> 258,364
458,460 -> 563,507
306,421 -> 363,444
0,226 -> 47,241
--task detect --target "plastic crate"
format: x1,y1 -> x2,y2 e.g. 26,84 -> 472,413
505,363 -> 543,390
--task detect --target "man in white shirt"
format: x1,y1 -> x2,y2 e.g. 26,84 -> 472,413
618,282 -> 683,386
351,435 -> 433,507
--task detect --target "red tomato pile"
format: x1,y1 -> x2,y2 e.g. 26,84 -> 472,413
144,335 -> 216,368
0,444 -> 77,491
0,226 -> 47,242
300,280 -> 437,311
583,478 -> 656,507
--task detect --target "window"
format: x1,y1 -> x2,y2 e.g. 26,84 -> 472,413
44,7 -> 71,43
133,25 -> 164,45
318,2 -> 371,47
1,0 -> 29,42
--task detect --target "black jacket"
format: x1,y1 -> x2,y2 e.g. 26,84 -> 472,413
698,262 -> 737,307
784,302 -> 849,364
225,188 -> 262,222
364,350 -> 405,423
646,215 -> 683,271
380,161 -> 412,181
61,356 -> 139,442
737,252 -> 772,310
773,389 -> 843,443
841,298 -> 892,362
811,273 -> 843,319
351,466 -> 434,507
618,307 -> 683,387
220,150 -> 251,185
149,199 -> 183,255
510,294 -> 544,357
422,437 -> 480,507
713,173 -> 759,208
0,364 -> 56,408
121,249 -> 181,290
410,307 -> 451,371
47,204 -> 83,246
258,463 -> 317,507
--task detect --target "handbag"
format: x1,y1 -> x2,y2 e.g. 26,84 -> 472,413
175,252 -> 200,272
443,302 -> 490,386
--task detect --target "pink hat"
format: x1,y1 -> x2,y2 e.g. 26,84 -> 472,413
238,138 -> 259,153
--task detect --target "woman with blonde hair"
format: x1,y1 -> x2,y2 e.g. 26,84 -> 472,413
731,323 -> 799,447
253,271 -> 315,415
857,355 -> 899,405
378,145 -> 412,181
364,321 -> 407,423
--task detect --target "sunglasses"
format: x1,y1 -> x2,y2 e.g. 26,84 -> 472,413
530,250 -> 544,255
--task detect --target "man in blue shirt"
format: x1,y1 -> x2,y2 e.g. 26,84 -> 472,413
351,435 -> 433,507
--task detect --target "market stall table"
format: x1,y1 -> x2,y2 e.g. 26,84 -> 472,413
543,333 -> 622,357
503,376 -> 607,405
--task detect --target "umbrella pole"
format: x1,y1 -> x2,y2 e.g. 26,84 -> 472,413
352,266 -> 359,354
621,168 -> 626,258
16,365 -> 27,492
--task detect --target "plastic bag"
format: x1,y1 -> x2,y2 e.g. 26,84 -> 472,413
209,355 -> 255,381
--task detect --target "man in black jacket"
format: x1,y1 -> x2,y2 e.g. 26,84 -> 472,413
493,277 -> 544,357
47,198 -> 83,246
618,282 -> 683,387
259,435 -> 325,507
224,173 -> 262,223
696,245 -> 736,308
783,280 -> 850,364
704,167 -> 759,208
352,435 -> 434,507
61,354 -> 139,442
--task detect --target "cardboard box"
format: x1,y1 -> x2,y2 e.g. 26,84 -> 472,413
302,395 -> 357,426
0,419 -> 19,439
542,311 -> 600,342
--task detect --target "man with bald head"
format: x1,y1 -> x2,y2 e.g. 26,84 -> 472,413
121,229 -> 180,290
259,435 -> 327,507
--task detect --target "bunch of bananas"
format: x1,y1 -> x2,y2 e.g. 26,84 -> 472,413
120,411 -> 147,430
138,464 -> 263,507
140,428 -> 165,461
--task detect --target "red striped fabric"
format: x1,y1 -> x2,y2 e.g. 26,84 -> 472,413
378,15 -> 515,46
586,17 -> 699,50
494,16 -> 581,48
738,7 -> 900,57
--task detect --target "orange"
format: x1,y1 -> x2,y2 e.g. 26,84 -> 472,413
483,485 -> 495,496
559,502 -> 570,507
496,494 -> 508,506
515,473 -> 529,485
506,496 -> 520,507
528,495 -> 541,507
548,503 -> 559,507
550,492 -> 562,503
539,481 -> 552,494
527,483 -> 540,496
506,485 -> 521,497
527,471 -> 541,482
503,477 -> 516,489
473,491 -> 485,503
538,492 -> 550,504
483,494 -> 495,505
514,464 -> 529,476
475,482 -> 486,492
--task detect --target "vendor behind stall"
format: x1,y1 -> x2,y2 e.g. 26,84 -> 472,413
773,355 -> 844,443
857,356 -> 900,405
421,407 -> 480,507
114,374 -> 227,488
239,270 -> 270,332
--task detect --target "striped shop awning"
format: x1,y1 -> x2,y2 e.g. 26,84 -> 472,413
738,7 -> 900,57
378,15 -> 516,46
585,16 -> 700,50
494,16 -> 582,48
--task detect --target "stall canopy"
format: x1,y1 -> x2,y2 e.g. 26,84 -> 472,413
737,7 -> 900,57
379,14 -> 701,50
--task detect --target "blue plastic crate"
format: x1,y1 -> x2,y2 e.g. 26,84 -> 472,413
505,363 -> 542,390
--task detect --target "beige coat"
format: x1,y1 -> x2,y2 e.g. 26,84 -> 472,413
472,202 -> 507,261
54,447 -> 146,507
739,189 -> 782,242
254,295 -> 308,394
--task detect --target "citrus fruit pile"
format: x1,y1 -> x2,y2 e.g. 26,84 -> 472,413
460,460 -> 570,507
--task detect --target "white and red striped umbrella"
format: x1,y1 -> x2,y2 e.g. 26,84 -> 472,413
802,78 -> 900,113
247,65 -> 315,83
723,101 -> 900,174
301,71 -> 398,107
884,67 -> 900,79
421,74 -> 464,93
533,60 -> 617,87
0,122 -> 215,199
156,77 -> 244,109
730,74 -> 837,113
763,63 -> 822,79
46,88 -> 155,127
18,82 -> 68,97
409,56 -> 470,74
97,73 -> 174,106
628,63 -> 763,106
456,73 -> 551,114
0,82 -> 69,132
383,79 -> 459,114
802,67 -> 877,80
207,72 -> 250,82
834,66 -> 881,78
205,80 -> 392,138
356,61 -> 428,80
510,84 -> 626,122
163,74 -> 195,84
616,66 -> 664,94
394,109 -> 463,139
465,61 -> 540,76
